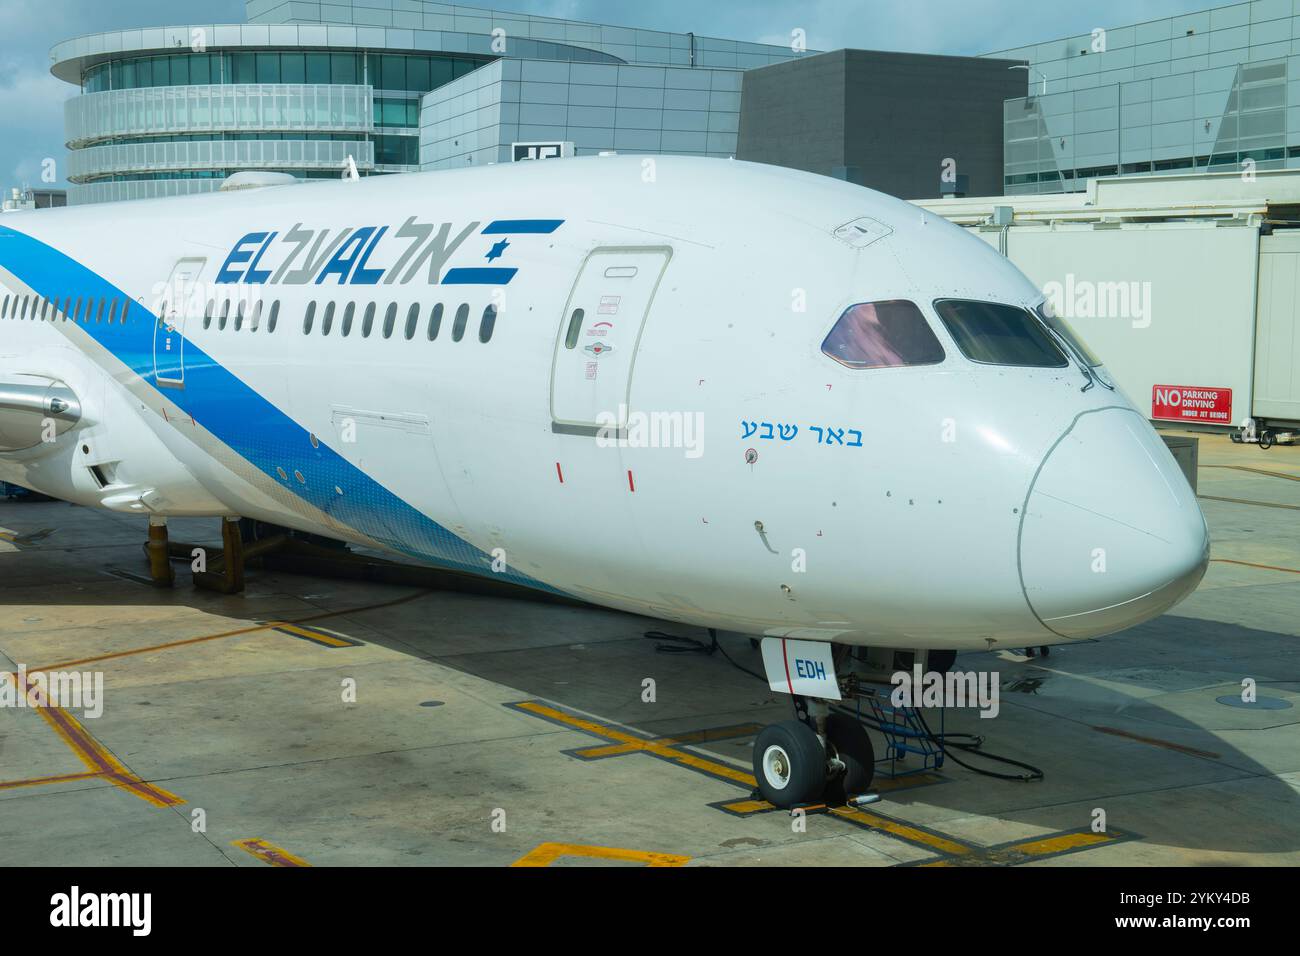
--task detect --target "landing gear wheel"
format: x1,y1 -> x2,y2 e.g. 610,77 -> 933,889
753,720 -> 825,809
1260,430 -> 1274,450
928,649 -> 957,674
823,713 -> 875,805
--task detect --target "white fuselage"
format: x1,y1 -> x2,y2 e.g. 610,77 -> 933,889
0,156 -> 1208,649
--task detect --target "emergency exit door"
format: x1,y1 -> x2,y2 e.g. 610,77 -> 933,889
153,257 -> 205,388
549,246 -> 671,432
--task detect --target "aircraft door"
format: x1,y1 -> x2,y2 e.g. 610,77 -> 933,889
153,257 -> 205,388
549,246 -> 672,433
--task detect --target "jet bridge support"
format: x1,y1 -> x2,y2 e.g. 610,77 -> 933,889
191,517 -> 247,595
146,516 -> 174,588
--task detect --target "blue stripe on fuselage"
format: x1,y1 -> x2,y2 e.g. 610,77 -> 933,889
482,220 -> 563,235
0,224 -> 559,594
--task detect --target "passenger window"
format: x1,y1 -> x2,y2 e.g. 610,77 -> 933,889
362,302 -> 375,337
95,299 -> 105,323
250,300 -> 262,332
267,301 -> 279,333
203,300 -> 214,329
108,299 -> 119,324
933,299 -> 1067,368
120,300 -> 130,323
452,303 -> 469,342
479,304 -> 497,343
563,308 -> 585,349
322,302 -> 335,336
303,301 -> 316,335
427,303 -> 442,340
19,296 -> 29,320
0,295 -> 8,317
404,303 -> 418,340
234,300 -> 245,331
62,297 -> 71,319
382,303 -> 397,339
821,300 -> 945,369
218,300 -> 230,331
342,302 -> 355,337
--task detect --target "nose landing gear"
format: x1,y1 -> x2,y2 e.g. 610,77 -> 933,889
753,718 -> 826,807
750,697 -> 877,809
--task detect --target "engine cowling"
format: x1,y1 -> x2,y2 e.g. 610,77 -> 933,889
0,377 -> 82,452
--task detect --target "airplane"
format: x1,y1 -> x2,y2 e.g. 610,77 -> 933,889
0,155 -> 1209,808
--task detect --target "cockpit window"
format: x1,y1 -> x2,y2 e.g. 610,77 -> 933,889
820,300 -> 946,370
933,299 -> 1068,368
1034,300 -> 1104,367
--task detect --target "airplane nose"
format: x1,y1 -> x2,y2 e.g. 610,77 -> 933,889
1019,408 -> 1210,639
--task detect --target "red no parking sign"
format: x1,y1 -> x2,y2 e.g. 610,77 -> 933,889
1151,385 -> 1233,423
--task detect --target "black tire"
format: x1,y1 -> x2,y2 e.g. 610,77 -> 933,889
927,649 -> 957,674
824,713 -> 875,803
1260,430 -> 1274,450
753,720 -> 825,809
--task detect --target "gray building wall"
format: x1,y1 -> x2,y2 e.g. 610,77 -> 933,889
987,0 -> 1300,193
421,58 -> 743,168
248,0 -> 811,70
736,49 -> 1026,199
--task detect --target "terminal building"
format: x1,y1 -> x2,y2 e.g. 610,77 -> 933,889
990,0 -> 1300,194
47,0 -> 1300,205
50,0 -> 809,204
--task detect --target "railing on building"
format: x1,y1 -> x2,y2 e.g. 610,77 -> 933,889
67,139 -> 376,182
65,84 -> 374,146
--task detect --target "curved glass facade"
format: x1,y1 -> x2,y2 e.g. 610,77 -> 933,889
82,51 -> 485,94
62,41 -> 489,203
51,4 -> 806,205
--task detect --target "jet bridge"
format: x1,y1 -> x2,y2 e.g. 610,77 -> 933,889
919,169 -> 1300,430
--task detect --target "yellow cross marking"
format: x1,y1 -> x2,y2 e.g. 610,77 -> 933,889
511,843 -> 689,867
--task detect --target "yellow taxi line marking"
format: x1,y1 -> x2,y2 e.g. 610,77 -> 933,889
717,799 -> 773,814
272,624 -> 356,647
829,806 -> 974,856
232,838 -> 312,867
510,701 -> 1127,867
30,588 -> 426,672
1092,725 -> 1222,760
514,701 -> 756,786
1211,557 -> 1300,575
20,677 -> 183,808
573,722 -> 762,758
511,842 -> 689,867
1011,830 -> 1116,856
0,770 -> 104,791
1203,464 -> 1300,482
1200,494 -> 1300,512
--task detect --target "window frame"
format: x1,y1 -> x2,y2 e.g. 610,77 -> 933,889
932,298 -> 1069,370
819,299 -> 946,371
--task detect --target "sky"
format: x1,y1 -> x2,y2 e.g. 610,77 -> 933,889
0,0 -> 1222,191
